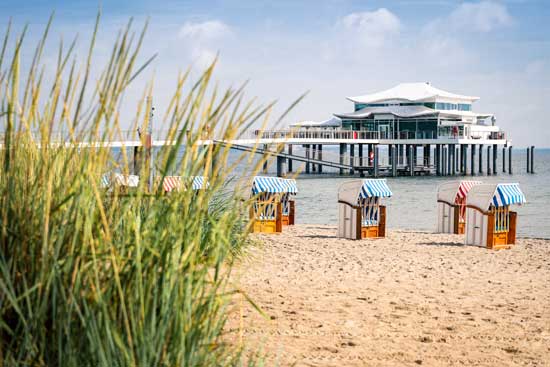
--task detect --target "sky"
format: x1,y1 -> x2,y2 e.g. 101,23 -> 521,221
1,0 -> 550,147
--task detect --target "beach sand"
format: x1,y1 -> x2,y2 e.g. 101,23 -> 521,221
227,225 -> 550,366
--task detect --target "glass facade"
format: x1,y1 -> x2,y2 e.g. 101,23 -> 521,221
354,102 -> 471,111
341,117 -> 438,139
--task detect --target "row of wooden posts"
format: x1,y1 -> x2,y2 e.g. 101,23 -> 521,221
266,143 -> 536,177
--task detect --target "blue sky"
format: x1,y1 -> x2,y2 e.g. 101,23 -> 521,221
1,0 -> 550,147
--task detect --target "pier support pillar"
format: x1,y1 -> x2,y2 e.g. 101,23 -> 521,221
450,144 -> 456,175
311,145 -> 316,173
463,145 -> 468,175
392,145 -> 397,177
492,144 -> 498,175
436,145 -> 441,175
470,144 -> 476,176
409,145 -> 415,176
479,145 -> 483,174
398,144 -> 404,165
530,146 -> 535,173
487,146 -> 491,175
262,144 -> 268,173
459,145 -> 464,173
317,144 -> 323,173
288,145 -> 293,173
349,144 -> 355,175
305,144 -> 310,174
502,146 -> 506,173
508,145 -> 512,174
339,143 -> 346,175
276,156 -> 286,178
443,146 -> 448,176
358,144 -> 364,167
374,145 -> 379,177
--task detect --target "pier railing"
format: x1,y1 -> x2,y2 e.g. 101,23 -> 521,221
250,129 -> 380,140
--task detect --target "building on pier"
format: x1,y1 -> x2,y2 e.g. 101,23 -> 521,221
293,82 -> 504,141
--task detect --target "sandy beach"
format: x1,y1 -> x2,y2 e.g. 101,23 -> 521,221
227,225 -> 550,366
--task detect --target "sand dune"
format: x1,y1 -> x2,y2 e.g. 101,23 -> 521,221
227,225 -> 550,366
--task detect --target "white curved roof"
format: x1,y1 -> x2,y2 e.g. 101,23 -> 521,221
348,82 -> 479,104
290,116 -> 341,128
335,105 -> 437,119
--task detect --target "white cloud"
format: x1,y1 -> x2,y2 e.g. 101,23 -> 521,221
176,20 -> 232,69
337,8 -> 401,47
428,1 -> 513,33
178,20 -> 231,40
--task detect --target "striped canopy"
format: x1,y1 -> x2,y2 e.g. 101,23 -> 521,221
162,176 -> 208,191
252,176 -> 298,195
492,183 -> 526,207
456,180 -> 482,201
192,176 -> 208,190
358,179 -> 392,199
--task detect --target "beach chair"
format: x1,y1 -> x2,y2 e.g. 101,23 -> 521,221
250,176 -> 298,233
338,179 -> 392,239
160,176 -> 209,193
101,173 -> 139,195
465,183 -> 526,249
437,181 -> 482,234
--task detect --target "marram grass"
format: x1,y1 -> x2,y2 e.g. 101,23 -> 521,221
0,14 -> 277,366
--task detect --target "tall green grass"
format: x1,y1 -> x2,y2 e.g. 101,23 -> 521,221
0,14 -> 274,366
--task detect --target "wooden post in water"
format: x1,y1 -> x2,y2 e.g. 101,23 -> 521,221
530,146 -> 535,173
527,147 -> 531,173
311,145 -> 316,173
358,144 -> 364,167
263,144 -> 269,173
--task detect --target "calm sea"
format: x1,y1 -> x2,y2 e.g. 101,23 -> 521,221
115,147 -> 550,239
259,148 -> 550,239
